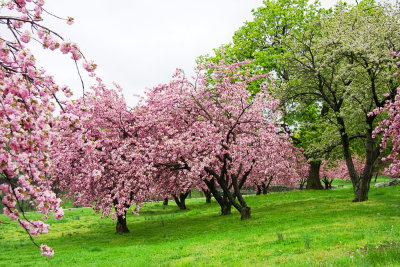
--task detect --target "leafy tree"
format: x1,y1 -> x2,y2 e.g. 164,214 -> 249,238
204,0 -> 400,201
281,0 -> 400,201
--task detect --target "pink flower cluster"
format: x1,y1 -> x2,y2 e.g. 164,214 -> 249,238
0,0 -> 97,257
375,87 -> 400,176
374,52 -> 400,177
320,157 -> 364,183
40,244 -> 54,258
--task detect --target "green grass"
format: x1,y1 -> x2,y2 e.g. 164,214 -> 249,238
1,180 -> 400,266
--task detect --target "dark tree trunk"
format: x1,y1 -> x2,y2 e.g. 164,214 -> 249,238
300,179 -> 306,190
202,189 -> 212,203
322,176 -> 334,189
173,192 -> 189,210
205,194 -> 211,203
113,198 -> 130,233
337,117 -> 361,195
163,197 -> 168,206
205,160 -> 253,220
263,176 -> 273,194
229,169 -> 251,220
353,128 -> 378,202
221,202 -> 231,215
354,177 -> 371,202
306,160 -> 323,189
322,176 -> 329,189
262,183 -> 267,194
116,213 -> 130,233
256,185 -> 262,195
221,191 -> 232,215
180,192 -> 189,207
204,178 -> 231,215
337,116 -> 379,202
240,206 -> 251,220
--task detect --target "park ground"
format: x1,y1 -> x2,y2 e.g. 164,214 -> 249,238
1,177 -> 399,266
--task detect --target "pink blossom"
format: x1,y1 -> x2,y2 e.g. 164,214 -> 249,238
60,42 -> 71,54
7,2 -> 15,10
40,244 -> 54,258
12,20 -> 23,29
14,0 -> 26,8
3,207 -> 19,221
2,195 -> 16,208
69,43 -> 82,60
66,17 -> 74,25
37,28 -> 46,39
82,60 -> 97,72
53,208 -> 64,220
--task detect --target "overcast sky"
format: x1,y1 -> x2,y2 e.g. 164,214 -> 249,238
32,0 -> 374,106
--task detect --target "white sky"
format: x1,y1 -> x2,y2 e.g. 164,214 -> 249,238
30,0 -> 379,106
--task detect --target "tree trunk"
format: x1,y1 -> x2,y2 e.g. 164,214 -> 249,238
205,161 -> 253,219
353,128 -> 378,202
116,213 -> 130,233
180,192 -> 189,207
221,191 -> 232,215
204,178 -> 231,215
221,202 -> 231,215
205,194 -> 211,203
163,197 -> 168,206
256,185 -> 262,195
173,192 -> 189,210
240,206 -> 251,220
229,171 -> 251,220
113,198 -> 130,233
300,179 -> 306,190
262,183 -> 267,194
306,160 -> 323,189
353,177 -> 371,202
202,189 -> 212,203
263,177 -> 273,194
336,116 -> 365,200
322,177 -> 329,189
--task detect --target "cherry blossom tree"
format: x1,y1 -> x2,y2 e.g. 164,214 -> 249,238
374,52 -> 400,178
320,157 -> 364,189
50,80 -> 153,233
320,160 -> 348,189
139,61 -> 304,219
0,0 -> 96,256
150,166 -> 195,210
246,135 -> 309,194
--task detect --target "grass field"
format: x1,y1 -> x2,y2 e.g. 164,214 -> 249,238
1,178 -> 400,266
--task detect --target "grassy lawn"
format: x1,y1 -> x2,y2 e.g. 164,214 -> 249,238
1,178 -> 399,266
